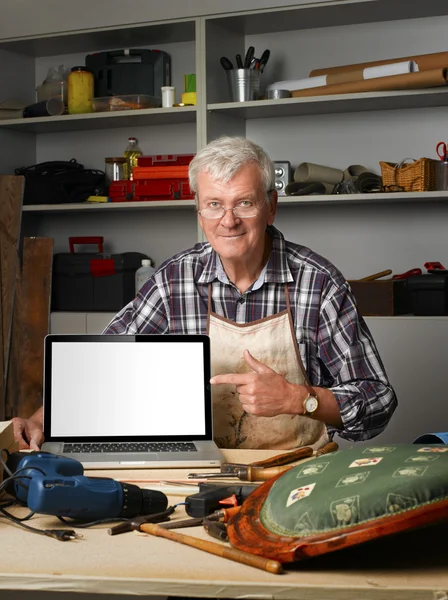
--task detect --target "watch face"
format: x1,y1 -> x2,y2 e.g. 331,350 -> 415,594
305,396 -> 318,413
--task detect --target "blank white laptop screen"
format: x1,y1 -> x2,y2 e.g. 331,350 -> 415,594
49,340 -> 206,438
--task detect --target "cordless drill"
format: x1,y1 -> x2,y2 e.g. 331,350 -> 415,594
5,452 -> 168,521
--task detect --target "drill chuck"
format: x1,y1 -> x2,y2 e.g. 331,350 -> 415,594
121,483 -> 168,518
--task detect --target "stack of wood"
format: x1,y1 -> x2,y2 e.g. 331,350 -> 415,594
0,175 -> 53,420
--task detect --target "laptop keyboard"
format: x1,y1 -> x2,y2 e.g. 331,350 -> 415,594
63,442 -> 198,453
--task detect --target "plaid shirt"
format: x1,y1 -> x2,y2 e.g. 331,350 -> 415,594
104,226 -> 397,442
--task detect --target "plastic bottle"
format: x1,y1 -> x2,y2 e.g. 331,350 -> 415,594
123,137 -> 143,180
135,259 -> 156,294
67,66 -> 94,114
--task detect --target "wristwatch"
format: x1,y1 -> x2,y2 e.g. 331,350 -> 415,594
302,392 -> 319,416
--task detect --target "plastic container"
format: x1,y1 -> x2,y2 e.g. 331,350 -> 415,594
161,86 -> 176,107
36,80 -> 68,104
68,66 -> 94,114
123,137 -> 143,180
92,95 -> 161,112
135,259 -> 156,294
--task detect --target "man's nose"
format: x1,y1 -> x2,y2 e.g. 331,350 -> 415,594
220,208 -> 241,226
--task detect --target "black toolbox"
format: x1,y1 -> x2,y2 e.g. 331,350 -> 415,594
406,273 -> 448,316
52,237 -> 147,312
85,49 -> 171,98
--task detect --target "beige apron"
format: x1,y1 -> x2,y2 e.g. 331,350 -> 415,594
207,284 -> 328,450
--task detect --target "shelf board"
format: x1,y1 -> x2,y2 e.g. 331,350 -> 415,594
0,19 -> 196,57
278,191 -> 448,206
22,192 -> 448,213
0,106 -> 196,134
22,200 -> 196,214
208,88 -> 448,119
211,0 -> 448,35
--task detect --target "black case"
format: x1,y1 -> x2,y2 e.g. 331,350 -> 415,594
85,49 -> 171,98
406,273 -> 448,316
52,252 -> 148,312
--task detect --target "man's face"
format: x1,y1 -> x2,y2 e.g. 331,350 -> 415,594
197,163 -> 277,264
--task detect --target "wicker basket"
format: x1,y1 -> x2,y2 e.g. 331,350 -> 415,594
379,158 -> 437,192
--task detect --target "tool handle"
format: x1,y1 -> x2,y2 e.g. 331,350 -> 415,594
250,445 -> 314,468
140,523 -> 283,574
238,464 -> 295,482
358,269 -> 392,282
315,441 -> 339,456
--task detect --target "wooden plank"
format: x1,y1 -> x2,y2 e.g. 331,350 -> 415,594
0,175 -> 23,420
5,237 -> 53,419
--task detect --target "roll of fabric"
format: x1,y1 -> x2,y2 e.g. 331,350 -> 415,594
285,181 -> 334,196
310,51 -> 448,77
294,162 -> 344,185
291,68 -> 448,98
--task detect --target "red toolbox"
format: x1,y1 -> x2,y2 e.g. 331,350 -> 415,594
133,165 -> 189,180
108,180 -> 134,202
137,153 -> 195,167
134,178 -> 194,201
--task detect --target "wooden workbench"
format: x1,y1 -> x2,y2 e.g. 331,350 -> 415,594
1,449 -> 447,599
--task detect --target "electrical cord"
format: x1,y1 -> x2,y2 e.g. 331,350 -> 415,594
0,462 -> 82,541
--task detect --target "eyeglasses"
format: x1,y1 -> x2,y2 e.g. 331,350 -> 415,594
198,203 -> 260,220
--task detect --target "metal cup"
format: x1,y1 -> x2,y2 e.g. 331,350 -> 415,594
226,69 -> 260,102
435,161 -> 448,191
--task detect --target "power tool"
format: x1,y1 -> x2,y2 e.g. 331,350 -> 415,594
5,451 -> 168,521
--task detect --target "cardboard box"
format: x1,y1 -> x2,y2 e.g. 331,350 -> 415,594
348,280 -> 409,316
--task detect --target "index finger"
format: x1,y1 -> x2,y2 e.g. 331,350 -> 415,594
210,374 -> 249,386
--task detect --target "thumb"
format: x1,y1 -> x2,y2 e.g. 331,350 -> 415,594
243,349 -> 274,374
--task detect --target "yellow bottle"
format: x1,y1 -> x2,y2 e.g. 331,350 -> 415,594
68,66 -> 94,114
123,137 -> 143,180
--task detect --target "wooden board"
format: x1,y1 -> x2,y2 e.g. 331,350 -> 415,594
0,176 -> 24,421
5,237 -> 53,419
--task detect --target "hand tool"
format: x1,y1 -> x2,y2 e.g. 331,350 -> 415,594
258,49 -> 271,73
185,483 -> 257,517
108,507 -> 175,535
220,444 -> 314,474
139,522 -> 283,574
159,516 -> 204,529
235,54 -> 243,69
6,452 -> 168,521
188,441 -> 339,482
392,268 -> 422,279
243,46 -> 255,69
358,269 -> 392,281
436,141 -> 447,162
203,518 -> 228,541
220,56 -> 234,71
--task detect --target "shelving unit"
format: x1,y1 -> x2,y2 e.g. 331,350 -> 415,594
1,0 -> 448,442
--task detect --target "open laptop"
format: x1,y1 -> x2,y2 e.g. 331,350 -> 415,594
41,334 -> 224,469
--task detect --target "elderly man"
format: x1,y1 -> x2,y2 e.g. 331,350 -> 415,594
13,136 -> 397,450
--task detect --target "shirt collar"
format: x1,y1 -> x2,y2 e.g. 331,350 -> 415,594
197,225 -> 293,285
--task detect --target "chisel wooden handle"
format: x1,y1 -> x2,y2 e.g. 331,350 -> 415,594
140,523 -> 283,574
316,441 -> 339,456
250,444 -> 314,468
358,269 -> 392,281
236,464 -> 295,481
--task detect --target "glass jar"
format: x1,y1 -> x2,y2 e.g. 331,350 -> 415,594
68,66 -> 94,114
105,157 -> 126,184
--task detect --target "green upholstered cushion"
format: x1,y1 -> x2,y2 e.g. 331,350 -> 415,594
260,444 -> 448,537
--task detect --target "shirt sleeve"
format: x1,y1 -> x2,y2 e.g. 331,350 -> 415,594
315,280 -> 397,442
102,279 -> 169,334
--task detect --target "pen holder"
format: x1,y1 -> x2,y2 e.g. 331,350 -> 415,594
226,69 -> 260,102
435,161 -> 448,191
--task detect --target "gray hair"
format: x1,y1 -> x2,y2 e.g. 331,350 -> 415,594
189,136 -> 275,204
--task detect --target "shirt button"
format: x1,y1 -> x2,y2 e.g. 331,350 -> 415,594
238,297 -> 245,305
